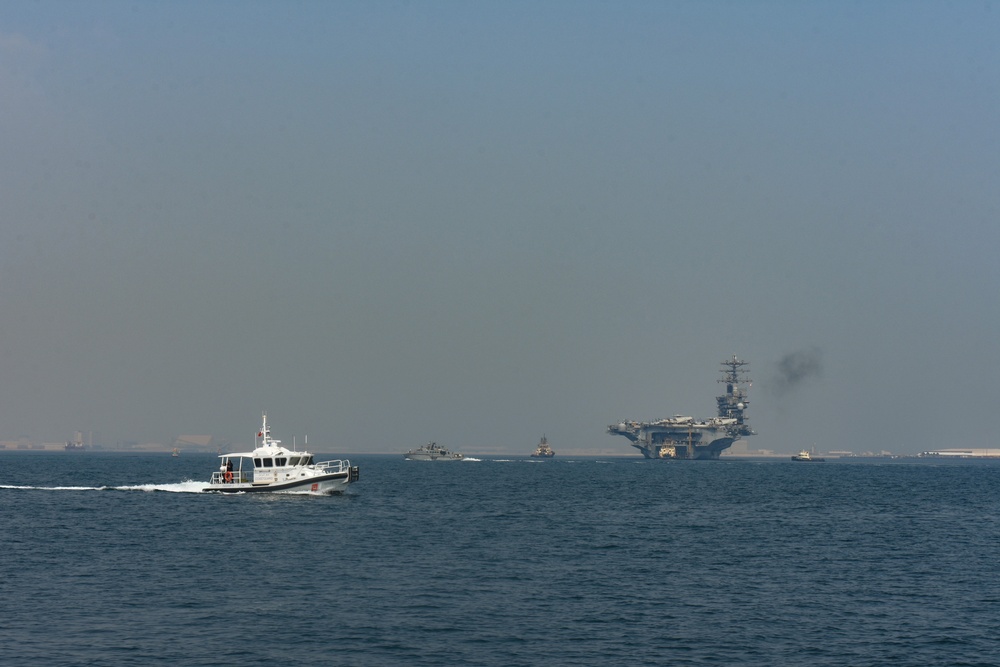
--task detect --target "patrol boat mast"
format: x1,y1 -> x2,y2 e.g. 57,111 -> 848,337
607,356 -> 754,459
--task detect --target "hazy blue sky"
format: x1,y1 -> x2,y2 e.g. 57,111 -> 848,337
1,1 -> 997,454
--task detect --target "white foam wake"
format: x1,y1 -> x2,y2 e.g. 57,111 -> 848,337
0,480 -> 209,493
0,485 -> 107,491
112,480 -> 208,493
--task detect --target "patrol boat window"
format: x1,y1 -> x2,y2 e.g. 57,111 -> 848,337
262,458 -> 273,467
253,458 -> 262,468
288,456 -> 301,466
276,457 -> 287,467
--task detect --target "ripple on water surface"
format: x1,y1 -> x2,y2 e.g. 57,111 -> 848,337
2,454 -> 1000,665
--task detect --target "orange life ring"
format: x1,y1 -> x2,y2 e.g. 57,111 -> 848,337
224,470 -> 233,483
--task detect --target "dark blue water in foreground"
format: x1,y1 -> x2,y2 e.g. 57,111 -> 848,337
2,453 -> 1000,666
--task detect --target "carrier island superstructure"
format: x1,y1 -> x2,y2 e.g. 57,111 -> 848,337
608,356 -> 754,459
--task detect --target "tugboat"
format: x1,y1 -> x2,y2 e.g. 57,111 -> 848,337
792,449 -> 825,462
404,442 -> 465,461
203,413 -> 358,494
530,435 -> 555,458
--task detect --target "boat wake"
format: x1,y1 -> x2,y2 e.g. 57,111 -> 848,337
0,481 -> 209,493
114,481 -> 209,493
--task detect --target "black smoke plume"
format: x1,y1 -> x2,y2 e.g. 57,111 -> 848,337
769,347 -> 823,397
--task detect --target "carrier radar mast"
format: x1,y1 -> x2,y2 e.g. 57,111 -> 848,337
717,355 -> 754,439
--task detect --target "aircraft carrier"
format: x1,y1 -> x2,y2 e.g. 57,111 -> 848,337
608,356 -> 754,459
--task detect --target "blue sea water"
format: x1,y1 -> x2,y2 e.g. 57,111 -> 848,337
2,453 -> 1000,667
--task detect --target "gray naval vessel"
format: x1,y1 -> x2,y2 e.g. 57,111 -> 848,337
608,356 -> 754,459
404,442 -> 465,461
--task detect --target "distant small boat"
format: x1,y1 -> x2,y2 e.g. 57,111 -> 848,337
404,442 -> 464,461
172,448 -> 180,457
792,450 -> 825,462
530,435 -> 555,458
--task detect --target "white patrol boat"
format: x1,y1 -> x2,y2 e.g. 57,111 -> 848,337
205,413 -> 359,494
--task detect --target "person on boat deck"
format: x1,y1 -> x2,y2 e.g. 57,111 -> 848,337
225,459 -> 233,481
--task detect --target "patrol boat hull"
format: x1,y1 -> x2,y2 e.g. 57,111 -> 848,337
205,470 -> 357,494
404,452 -> 463,461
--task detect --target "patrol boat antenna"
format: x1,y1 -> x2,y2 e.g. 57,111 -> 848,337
607,355 -> 755,459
